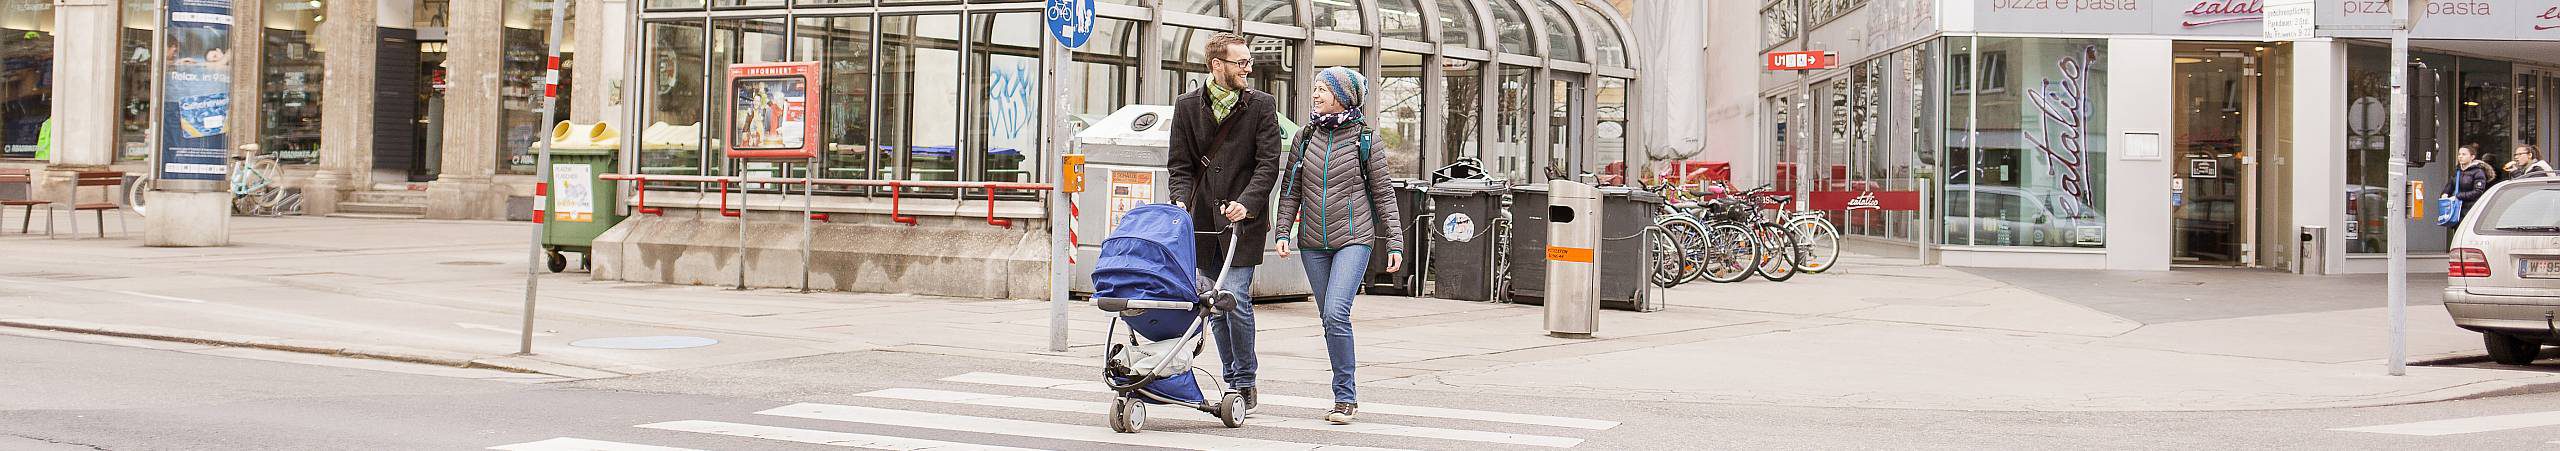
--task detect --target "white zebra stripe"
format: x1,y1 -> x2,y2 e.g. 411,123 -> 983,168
858,387 -> 1583,448
940,372 -> 1620,430
758,402 -> 1411,451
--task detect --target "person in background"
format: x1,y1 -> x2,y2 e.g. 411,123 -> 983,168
2509,145 -> 2553,178
1272,66 -> 1405,425
34,118 -> 51,162
1165,31 -> 1283,415
2448,144 -> 2495,217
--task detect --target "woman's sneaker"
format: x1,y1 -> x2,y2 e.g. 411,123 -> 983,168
1324,402 -> 1358,424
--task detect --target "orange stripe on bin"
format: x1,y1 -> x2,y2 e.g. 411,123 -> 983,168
1547,246 -> 1593,263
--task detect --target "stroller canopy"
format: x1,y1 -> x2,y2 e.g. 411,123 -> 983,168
1093,204 -> 1199,304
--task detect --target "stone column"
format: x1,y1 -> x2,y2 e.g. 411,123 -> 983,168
307,0 -> 383,215
229,1 -> 265,162
426,0 -> 506,219
571,0 -> 619,123
43,0 -> 122,204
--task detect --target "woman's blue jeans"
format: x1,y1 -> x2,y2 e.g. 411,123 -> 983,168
1297,244 -> 1370,403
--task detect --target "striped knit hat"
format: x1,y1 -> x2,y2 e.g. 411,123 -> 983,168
1317,66 -> 1368,111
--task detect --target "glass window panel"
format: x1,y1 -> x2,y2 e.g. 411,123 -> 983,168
716,0 -> 787,7
883,15 -> 964,187
1548,77 -> 1580,180
1761,0 -> 1799,50
1942,37 -> 1971,245
970,12 -> 1043,186
0,0 -> 48,159
1161,26 -> 1217,99
2459,57 -> 2514,172
646,0 -> 706,10
117,0 -> 154,161
1487,0 -> 1536,56
261,0 -> 325,165
1578,3 -> 1627,68
1443,59 -> 1483,168
1945,37 -> 2108,248
1379,0 -> 1427,41
1535,0 -> 1582,63
1434,0 -> 1481,49
798,16 -> 873,190
1249,36 -> 1300,118
712,17 -> 790,189
1494,65 -> 1532,181
502,0 -> 577,175
1313,0 -> 1365,34
1162,0 -> 1226,16
1594,77 -> 1628,184
1070,17 -> 1141,119
1380,51 -> 1427,179
1243,0 -> 1297,25
640,21 -> 708,184
2522,73 -> 2540,149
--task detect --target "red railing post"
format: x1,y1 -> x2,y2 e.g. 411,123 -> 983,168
719,178 -> 740,217
636,176 -> 663,216
985,187 -> 1011,229
889,182 -> 917,226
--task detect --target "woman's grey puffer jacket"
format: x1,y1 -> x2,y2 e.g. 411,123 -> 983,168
1273,124 -> 1406,254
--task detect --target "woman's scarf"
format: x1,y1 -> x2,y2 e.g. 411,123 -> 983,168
1309,67 -> 1368,129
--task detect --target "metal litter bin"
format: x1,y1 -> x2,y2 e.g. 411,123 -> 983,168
1364,178 -> 1432,296
1507,185 -> 1658,311
1425,179 -> 1508,301
542,146 -> 623,273
1505,184 -> 1551,303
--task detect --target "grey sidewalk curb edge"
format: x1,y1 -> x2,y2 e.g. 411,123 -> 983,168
0,319 -> 557,377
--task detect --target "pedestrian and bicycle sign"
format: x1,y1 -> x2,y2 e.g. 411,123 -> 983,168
1047,0 -> 1094,49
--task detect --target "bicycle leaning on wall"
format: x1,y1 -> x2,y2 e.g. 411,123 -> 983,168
126,144 -> 302,217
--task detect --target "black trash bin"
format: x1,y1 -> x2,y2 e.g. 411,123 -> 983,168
1504,184 -> 1551,304
1364,178 -> 1432,296
1424,179 -> 1508,302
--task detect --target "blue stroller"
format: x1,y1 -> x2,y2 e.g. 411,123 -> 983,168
1091,204 -> 1247,433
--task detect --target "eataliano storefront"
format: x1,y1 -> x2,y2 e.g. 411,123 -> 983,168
600,0 -> 1642,298
1737,0 -> 2557,274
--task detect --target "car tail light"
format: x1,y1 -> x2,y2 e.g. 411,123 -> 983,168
2451,248 -> 2492,278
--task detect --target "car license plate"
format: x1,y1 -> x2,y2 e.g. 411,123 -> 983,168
2526,259 -> 2560,279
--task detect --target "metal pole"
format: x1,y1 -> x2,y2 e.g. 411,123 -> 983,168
522,0 -> 571,356
803,157 -> 815,293
2385,1 -> 2412,376
737,158 -> 750,290
1045,33 -> 1071,353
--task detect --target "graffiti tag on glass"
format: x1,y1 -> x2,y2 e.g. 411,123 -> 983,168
2024,45 -> 2100,219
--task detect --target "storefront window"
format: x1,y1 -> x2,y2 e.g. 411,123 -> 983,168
1443,59 -> 1483,169
1594,77 -> 1627,184
639,21 -> 708,184
1487,0 -> 1535,56
0,0 -> 46,159
1380,51 -> 1427,179
1436,0 -> 1481,49
502,0 -> 576,175
969,12 -> 1042,186
798,16 -> 872,190
882,15 -> 962,186
263,0 -> 325,165
2522,73 -> 2540,149
2459,57 -> 2514,171
1944,37 -> 2107,248
2345,46 -> 2452,254
1379,0 -> 1428,42
118,0 -> 155,161
1534,0 -> 1582,63
1313,0 -> 1364,34
1494,65 -> 1532,181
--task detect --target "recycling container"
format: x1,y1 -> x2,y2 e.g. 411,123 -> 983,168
1424,178 -> 1508,301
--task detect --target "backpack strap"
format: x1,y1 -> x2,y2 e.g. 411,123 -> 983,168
1354,130 -> 1393,254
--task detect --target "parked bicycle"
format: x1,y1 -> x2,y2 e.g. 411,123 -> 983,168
126,144 -> 300,217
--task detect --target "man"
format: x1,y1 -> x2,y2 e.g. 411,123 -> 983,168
1167,32 -> 1281,413
2510,145 -> 2554,178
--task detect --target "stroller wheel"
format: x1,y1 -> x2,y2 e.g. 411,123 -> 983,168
1110,397 -> 1146,433
1217,393 -> 1246,428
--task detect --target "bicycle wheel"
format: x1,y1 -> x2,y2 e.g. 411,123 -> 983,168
1656,217 -> 1710,285
1646,226 -> 1684,288
255,187 -> 290,216
1698,223 -> 1759,284
125,176 -> 152,217
1754,222 -> 1797,282
1791,217 -> 1843,273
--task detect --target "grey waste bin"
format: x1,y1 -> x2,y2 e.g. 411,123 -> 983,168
1504,184 -> 1552,303
1425,179 -> 1508,302
1364,178 -> 1432,296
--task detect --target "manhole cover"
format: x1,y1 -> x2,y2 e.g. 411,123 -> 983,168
569,336 -> 719,350
439,261 -> 504,266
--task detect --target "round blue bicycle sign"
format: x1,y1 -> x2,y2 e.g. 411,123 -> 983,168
1047,0 -> 1094,49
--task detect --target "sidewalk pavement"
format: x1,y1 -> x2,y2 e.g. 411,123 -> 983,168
0,214 -> 2548,412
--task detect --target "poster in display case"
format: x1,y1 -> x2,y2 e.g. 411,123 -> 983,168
725,62 -> 821,159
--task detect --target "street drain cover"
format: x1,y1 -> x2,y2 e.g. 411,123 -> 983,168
569,336 -> 719,350
439,261 -> 504,266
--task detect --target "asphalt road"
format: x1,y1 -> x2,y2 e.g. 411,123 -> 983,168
11,331 -> 2560,450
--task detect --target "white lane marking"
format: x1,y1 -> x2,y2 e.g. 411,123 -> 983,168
638,419 -> 1043,451
859,388 -> 1583,448
456,322 -> 556,336
112,290 -> 207,304
487,437 -> 704,451
2333,411 -> 2560,436
756,402 -> 1411,451
941,372 -> 1621,430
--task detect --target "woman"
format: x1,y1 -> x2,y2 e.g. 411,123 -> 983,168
2448,144 -> 2496,218
1272,66 -> 1405,425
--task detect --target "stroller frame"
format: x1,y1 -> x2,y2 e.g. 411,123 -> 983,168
1093,224 -> 1249,433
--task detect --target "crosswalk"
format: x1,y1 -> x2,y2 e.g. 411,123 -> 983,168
2331,410 -> 2560,437
488,371 -> 1620,451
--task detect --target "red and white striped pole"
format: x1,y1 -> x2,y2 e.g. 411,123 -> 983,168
520,0 -> 570,356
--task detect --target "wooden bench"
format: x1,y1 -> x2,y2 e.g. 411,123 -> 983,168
0,169 -> 51,236
69,171 -> 126,238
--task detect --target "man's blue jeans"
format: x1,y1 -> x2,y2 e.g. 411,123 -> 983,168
1209,265 -> 1258,390
1298,244 -> 1370,403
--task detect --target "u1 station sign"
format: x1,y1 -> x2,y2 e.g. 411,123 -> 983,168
1765,50 -> 1835,71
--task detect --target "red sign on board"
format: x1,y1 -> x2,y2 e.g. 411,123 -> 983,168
725,62 -> 823,159
1809,190 -> 1921,212
1765,51 -> 1835,71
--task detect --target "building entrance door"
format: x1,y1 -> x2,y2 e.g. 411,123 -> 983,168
2171,46 -> 2257,266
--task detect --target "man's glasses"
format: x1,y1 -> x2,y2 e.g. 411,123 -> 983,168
1213,56 -> 1252,67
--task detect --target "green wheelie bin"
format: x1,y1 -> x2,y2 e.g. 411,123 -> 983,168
541,146 -> 624,272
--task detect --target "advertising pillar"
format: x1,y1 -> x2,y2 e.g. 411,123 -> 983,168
146,0 -> 238,247
1545,180 -> 1602,338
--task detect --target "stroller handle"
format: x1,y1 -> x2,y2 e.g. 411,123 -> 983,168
1198,223 -> 1245,298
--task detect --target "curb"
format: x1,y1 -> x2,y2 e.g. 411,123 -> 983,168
0,319 -> 562,377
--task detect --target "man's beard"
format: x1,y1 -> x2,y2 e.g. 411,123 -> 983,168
1219,73 -> 1250,91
